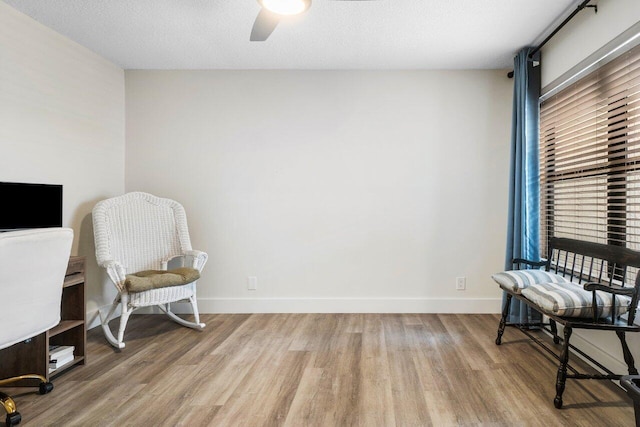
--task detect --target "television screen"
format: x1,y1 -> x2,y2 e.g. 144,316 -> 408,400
0,182 -> 63,231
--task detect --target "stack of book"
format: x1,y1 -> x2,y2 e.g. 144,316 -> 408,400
49,345 -> 74,372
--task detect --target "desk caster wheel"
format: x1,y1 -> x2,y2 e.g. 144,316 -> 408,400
6,411 -> 22,426
553,397 -> 563,409
39,382 -> 53,394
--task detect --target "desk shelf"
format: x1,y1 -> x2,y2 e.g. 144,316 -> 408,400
49,356 -> 85,377
49,320 -> 84,336
48,256 -> 86,380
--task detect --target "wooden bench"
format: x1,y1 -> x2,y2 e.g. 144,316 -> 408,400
493,237 -> 640,409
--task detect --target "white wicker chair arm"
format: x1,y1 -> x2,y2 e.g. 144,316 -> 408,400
163,251 -> 208,272
101,260 -> 127,292
183,250 -> 208,271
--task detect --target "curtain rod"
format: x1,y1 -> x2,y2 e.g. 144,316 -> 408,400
507,0 -> 596,78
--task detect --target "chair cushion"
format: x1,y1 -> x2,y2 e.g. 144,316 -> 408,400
520,281 -> 632,318
492,270 -> 569,294
124,267 -> 200,293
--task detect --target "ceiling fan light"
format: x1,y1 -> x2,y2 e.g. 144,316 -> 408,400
260,0 -> 310,16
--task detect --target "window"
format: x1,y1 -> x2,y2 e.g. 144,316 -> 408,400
540,43 -> 640,284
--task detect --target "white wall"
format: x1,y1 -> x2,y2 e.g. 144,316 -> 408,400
0,2 -> 125,323
540,1 -> 640,375
125,69 -> 513,313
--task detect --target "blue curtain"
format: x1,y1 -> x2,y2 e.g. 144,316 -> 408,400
503,47 -> 542,324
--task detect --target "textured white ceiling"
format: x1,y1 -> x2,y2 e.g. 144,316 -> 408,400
3,0 -> 582,70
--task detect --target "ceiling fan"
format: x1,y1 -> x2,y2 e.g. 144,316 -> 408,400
250,0 -> 376,42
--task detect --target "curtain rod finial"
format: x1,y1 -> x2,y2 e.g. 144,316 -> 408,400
508,70 -> 514,78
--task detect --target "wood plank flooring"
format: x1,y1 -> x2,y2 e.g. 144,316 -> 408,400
3,313 -> 636,426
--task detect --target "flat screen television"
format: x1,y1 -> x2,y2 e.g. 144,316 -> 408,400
0,182 -> 63,231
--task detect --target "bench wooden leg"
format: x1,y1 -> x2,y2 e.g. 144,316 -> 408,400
550,319 -> 560,344
496,293 -> 512,345
554,326 -> 573,409
617,330 -> 639,376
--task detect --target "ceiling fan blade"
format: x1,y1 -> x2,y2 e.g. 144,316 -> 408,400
250,8 -> 280,41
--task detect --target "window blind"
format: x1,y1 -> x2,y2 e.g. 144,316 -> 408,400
540,42 -> 640,285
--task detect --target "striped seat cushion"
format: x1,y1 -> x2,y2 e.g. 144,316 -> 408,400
520,281 -> 632,318
491,270 -> 569,294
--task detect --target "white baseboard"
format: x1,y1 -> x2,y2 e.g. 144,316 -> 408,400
85,297 -> 502,330
86,307 -> 103,330
88,298 -> 504,317
169,297 -> 503,314
567,331 -> 630,385
87,304 -> 165,329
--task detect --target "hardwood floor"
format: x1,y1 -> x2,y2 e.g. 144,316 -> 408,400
3,313 -> 635,426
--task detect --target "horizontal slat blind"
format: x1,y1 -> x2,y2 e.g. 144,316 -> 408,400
540,43 -> 640,286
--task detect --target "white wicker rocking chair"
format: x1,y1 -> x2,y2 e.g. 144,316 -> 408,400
92,192 -> 207,349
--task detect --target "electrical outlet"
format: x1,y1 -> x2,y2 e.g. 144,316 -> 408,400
456,277 -> 466,290
248,276 -> 257,290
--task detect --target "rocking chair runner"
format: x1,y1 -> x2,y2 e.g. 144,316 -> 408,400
92,192 -> 207,349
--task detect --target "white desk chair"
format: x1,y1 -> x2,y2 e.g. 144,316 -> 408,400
0,227 -> 73,427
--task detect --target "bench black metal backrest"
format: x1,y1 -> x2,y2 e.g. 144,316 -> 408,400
546,237 -> 640,326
